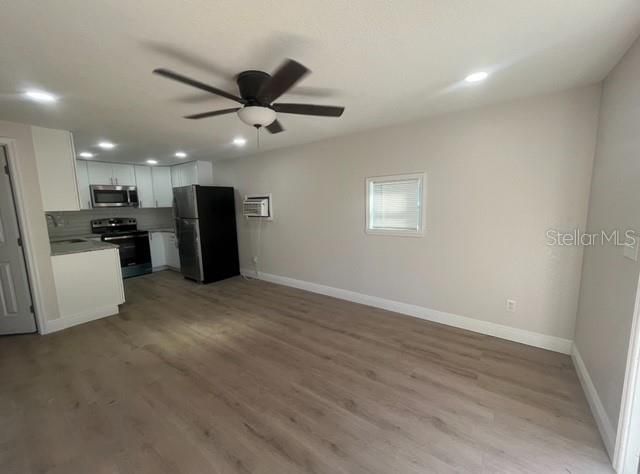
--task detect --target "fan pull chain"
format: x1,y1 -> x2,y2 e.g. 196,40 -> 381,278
256,126 -> 261,149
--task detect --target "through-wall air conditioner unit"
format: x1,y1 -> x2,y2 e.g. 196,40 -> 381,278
243,194 -> 272,220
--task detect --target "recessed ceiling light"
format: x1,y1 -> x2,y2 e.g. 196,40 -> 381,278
175,151 -> 187,158
97,141 -> 116,149
78,152 -> 94,158
23,89 -> 58,103
465,71 -> 489,83
233,137 -> 247,147
146,159 -> 158,165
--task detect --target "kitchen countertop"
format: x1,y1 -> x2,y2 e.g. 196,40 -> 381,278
50,237 -> 118,256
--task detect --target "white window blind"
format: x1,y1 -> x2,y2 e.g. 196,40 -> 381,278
366,174 -> 424,235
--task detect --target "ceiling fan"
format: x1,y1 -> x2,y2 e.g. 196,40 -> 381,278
153,59 -> 345,134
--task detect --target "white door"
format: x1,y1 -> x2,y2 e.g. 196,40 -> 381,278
152,167 -> 173,207
0,147 -> 36,334
87,161 -> 115,185
76,160 -> 92,209
134,165 -> 154,208
112,164 -> 136,186
149,232 -> 167,269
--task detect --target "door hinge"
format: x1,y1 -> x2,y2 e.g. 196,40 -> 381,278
3,164 -> 9,175
30,304 -> 34,314
17,237 -> 22,247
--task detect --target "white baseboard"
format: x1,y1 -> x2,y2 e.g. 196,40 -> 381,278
42,304 -> 120,334
240,268 -> 573,354
571,344 -> 616,457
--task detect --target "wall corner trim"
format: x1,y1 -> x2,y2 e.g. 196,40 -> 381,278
240,268 -> 573,354
571,344 -> 616,457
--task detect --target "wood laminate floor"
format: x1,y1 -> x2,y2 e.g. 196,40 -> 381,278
1,270 -> 611,473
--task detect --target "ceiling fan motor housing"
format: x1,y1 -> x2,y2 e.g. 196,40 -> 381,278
236,70 -> 277,127
236,70 -> 271,103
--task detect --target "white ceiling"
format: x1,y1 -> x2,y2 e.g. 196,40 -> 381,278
1,0 -> 639,164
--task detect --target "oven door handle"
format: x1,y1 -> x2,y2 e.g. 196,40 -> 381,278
103,235 -> 137,241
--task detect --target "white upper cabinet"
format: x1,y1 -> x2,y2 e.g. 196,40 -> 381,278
151,167 -> 173,207
111,164 -> 136,186
76,160 -> 91,209
74,160 -> 212,209
171,162 -> 195,188
134,165 -> 154,208
87,161 -> 135,186
31,126 -> 80,212
87,161 -> 115,185
196,161 -> 213,186
171,161 -> 213,188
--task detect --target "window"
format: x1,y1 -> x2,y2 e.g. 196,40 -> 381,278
366,173 -> 425,236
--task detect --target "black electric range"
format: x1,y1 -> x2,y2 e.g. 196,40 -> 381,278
91,218 -> 152,278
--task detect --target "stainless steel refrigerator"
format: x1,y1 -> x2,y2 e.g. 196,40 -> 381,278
173,185 -> 240,283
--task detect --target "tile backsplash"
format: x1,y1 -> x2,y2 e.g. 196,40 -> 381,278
46,207 -> 174,239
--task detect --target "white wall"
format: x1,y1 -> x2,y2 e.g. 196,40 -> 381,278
574,37 -> 640,436
0,120 -> 60,325
214,86 -> 600,343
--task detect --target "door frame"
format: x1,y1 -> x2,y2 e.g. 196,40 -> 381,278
615,271 -> 640,473
0,138 -> 47,333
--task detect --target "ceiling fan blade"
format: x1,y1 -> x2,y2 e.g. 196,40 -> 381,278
272,103 -> 344,117
153,68 -> 245,104
184,108 -> 240,120
266,120 -> 284,134
258,59 -> 309,104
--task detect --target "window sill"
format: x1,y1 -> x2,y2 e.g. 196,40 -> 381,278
365,229 -> 425,238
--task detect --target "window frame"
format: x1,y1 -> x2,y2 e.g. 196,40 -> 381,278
365,172 -> 426,237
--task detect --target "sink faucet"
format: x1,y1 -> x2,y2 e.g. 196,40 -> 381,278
45,213 -> 60,227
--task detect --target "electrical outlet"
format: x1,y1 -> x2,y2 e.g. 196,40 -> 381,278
506,299 -> 517,312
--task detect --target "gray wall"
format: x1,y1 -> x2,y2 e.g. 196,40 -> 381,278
46,208 -> 173,238
575,36 -> 640,432
214,85 -> 600,341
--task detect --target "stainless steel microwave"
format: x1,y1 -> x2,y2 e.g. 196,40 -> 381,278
90,185 -> 139,208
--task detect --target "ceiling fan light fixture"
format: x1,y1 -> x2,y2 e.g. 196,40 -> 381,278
237,106 -> 277,127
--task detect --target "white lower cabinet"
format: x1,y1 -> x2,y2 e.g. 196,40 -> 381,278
149,232 -> 180,271
165,233 -> 180,270
51,248 -> 125,324
149,231 -> 167,269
